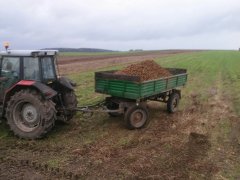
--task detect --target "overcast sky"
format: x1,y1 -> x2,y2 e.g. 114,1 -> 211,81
0,0 -> 240,51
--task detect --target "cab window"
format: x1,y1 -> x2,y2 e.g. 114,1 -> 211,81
23,57 -> 40,80
0,57 -> 20,100
1,57 -> 20,78
41,57 -> 55,80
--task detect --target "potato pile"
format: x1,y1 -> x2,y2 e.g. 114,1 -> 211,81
115,60 -> 172,82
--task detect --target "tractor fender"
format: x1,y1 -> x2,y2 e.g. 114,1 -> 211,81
5,80 -> 57,99
2,80 -> 57,117
58,77 -> 75,91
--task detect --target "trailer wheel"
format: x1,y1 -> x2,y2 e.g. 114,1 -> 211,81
106,101 -> 122,117
124,105 -> 149,130
167,92 -> 180,113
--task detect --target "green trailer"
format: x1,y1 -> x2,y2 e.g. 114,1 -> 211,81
93,68 -> 188,129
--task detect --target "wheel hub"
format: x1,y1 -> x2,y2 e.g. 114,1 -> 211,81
130,110 -> 146,128
22,104 -> 38,123
133,112 -> 143,123
13,102 -> 40,132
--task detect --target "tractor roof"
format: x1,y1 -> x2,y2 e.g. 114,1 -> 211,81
0,50 -> 58,56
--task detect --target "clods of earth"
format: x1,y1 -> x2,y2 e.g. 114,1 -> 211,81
115,60 -> 171,81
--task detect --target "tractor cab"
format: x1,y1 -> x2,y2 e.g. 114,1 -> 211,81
0,49 -> 77,139
0,50 -> 58,101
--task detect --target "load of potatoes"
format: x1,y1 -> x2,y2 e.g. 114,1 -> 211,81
115,60 -> 172,82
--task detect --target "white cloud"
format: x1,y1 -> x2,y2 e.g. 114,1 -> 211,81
0,0 -> 240,50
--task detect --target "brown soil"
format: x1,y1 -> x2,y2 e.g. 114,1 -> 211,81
115,60 -> 171,81
1,89 -> 237,179
58,50 -> 198,75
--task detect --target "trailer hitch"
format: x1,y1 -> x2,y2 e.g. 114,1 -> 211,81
64,100 -> 123,118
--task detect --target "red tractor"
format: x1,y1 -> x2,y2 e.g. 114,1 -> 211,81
0,50 -> 77,139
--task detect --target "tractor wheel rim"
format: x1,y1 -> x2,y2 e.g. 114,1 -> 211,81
13,102 -> 40,132
130,110 -> 146,128
22,104 -> 38,123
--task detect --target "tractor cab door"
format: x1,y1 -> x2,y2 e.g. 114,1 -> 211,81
41,56 -> 57,82
0,57 -> 20,101
23,57 -> 40,81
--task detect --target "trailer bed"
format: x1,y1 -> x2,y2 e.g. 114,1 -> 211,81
95,68 -> 187,100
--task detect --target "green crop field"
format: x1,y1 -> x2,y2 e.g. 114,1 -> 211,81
0,50 -> 240,179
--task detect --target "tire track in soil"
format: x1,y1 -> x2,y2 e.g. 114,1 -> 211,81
159,73 -> 240,179
0,141 -> 84,179
0,157 -> 80,180
208,74 -> 240,179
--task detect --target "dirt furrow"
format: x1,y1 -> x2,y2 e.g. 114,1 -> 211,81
58,50 -> 197,74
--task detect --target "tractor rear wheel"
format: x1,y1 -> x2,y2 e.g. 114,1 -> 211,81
62,91 -> 78,121
6,89 -> 56,139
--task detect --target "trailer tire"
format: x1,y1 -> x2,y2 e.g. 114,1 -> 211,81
124,104 -> 149,130
167,92 -> 180,113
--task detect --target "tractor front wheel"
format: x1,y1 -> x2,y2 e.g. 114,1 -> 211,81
6,89 -> 56,139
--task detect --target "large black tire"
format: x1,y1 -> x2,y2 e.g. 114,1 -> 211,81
62,91 -> 78,121
167,92 -> 180,113
124,104 -> 149,130
6,89 -> 56,139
